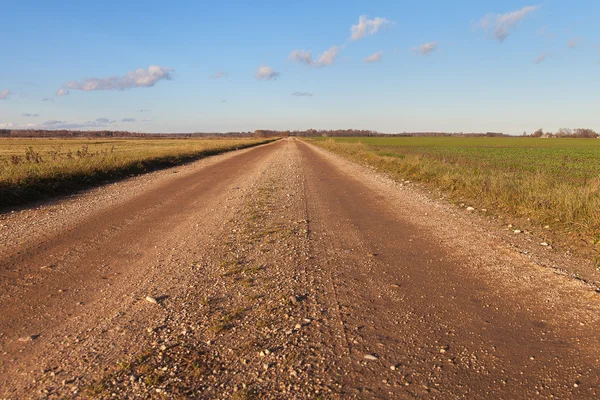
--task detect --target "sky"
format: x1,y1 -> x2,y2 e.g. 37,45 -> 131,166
0,0 -> 599,134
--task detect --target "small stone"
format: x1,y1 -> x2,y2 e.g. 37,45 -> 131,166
145,296 -> 158,304
466,207 -> 475,211
160,344 -> 167,351
289,296 -> 298,304
390,365 -> 397,371
294,323 -> 302,330
364,354 -> 378,361
513,230 -> 522,234
540,242 -> 549,247
18,335 -> 39,342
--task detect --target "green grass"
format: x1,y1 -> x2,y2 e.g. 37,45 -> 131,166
0,137 -> 272,207
309,136 -> 600,245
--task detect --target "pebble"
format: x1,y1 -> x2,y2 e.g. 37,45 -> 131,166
513,230 -> 522,234
540,242 -> 549,247
466,207 -> 475,211
145,296 -> 158,304
364,354 -> 378,361
18,335 -> 39,343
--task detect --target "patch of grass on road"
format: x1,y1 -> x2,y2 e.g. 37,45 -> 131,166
0,137 -> 273,207
308,136 -> 600,247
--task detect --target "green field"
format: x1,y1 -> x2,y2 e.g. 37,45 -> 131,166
309,136 -> 600,247
0,137 -> 269,206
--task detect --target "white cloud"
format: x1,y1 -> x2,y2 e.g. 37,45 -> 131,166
121,117 -> 136,123
292,92 -> 313,97
255,65 -> 280,80
0,89 -> 13,100
476,5 -> 540,42
0,122 -> 16,128
22,113 -> 39,117
289,46 -> 340,68
568,38 -> 581,48
533,53 -> 548,64
364,51 -> 383,63
414,42 -> 439,56
57,65 -> 173,95
351,15 -> 391,41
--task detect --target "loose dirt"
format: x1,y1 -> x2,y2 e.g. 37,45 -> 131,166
1,138 -> 598,399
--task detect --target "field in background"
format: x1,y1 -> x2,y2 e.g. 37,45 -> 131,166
0,137 -> 271,207
309,136 -> 600,251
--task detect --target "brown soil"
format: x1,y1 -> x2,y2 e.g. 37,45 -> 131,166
1,138 -> 598,399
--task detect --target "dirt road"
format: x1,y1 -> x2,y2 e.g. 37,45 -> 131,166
1,138 -> 599,398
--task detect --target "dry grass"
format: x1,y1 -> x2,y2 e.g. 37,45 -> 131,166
0,137 -> 272,206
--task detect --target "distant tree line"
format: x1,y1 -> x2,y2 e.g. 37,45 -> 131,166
3,127 -> 596,139
529,128 -> 598,138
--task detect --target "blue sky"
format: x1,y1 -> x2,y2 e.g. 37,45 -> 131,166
0,0 -> 598,134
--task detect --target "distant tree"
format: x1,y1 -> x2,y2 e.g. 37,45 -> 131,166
573,128 -> 598,138
556,128 -> 573,138
532,128 -> 544,137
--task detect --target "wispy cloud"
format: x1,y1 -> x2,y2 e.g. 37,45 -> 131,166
568,38 -> 581,48
39,117 -> 117,130
211,71 -> 226,79
533,53 -> 548,64
57,65 -> 173,96
537,25 -> 554,40
42,97 -> 54,102
255,65 -> 280,81
414,42 -> 439,56
0,89 -> 13,100
476,5 -> 540,42
289,46 -> 340,67
139,109 -> 150,112
121,118 -> 136,123
22,113 -> 39,117
292,92 -> 313,97
351,15 -> 391,41
364,51 -> 383,63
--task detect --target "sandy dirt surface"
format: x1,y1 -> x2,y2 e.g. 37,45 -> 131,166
1,138 -> 599,399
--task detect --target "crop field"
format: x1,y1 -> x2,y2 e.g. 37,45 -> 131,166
0,137 -> 269,206
310,136 -> 600,246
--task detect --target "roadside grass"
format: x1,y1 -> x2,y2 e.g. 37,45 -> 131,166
0,137 -> 273,207
308,137 -> 600,250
